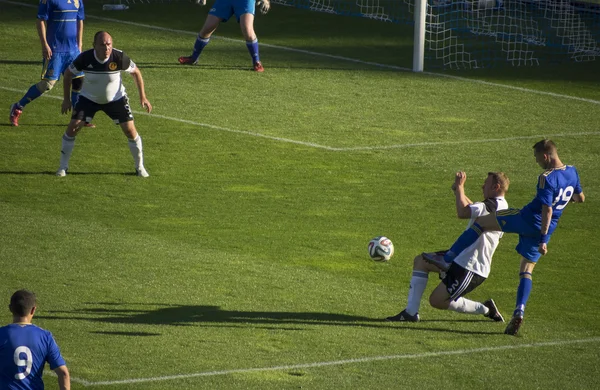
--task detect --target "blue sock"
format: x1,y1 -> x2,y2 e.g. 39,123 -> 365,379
514,273 -> 532,315
443,223 -> 483,262
246,39 -> 260,63
18,84 -> 43,108
191,36 -> 210,61
71,91 -> 80,109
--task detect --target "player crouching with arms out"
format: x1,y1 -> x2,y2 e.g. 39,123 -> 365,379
58,31 -> 152,177
387,171 -> 509,324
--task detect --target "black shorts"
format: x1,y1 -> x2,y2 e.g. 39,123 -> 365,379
442,262 -> 486,301
72,95 -> 134,124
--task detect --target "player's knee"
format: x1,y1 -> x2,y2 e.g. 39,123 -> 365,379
71,77 -> 83,92
36,79 -> 56,93
429,295 -> 446,310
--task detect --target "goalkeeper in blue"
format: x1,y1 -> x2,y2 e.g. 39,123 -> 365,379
423,139 -> 585,336
387,171 -> 509,324
9,0 -> 94,128
178,0 -> 270,72
0,290 -> 70,390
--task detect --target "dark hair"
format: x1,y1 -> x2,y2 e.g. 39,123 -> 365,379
533,139 -> 557,155
9,290 -> 36,317
488,171 -> 510,193
93,31 -> 111,44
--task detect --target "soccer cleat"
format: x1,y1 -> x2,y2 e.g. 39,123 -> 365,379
9,103 -> 23,127
178,56 -> 198,65
136,167 -> 150,178
56,169 -> 67,177
504,310 -> 524,335
83,122 -> 96,128
422,252 -> 450,272
386,309 -> 420,322
253,61 -> 264,73
483,299 -> 505,322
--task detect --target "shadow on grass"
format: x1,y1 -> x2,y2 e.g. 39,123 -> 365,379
37,303 -> 500,335
0,171 -> 136,176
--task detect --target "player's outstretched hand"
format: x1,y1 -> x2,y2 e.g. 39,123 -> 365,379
195,0 -> 206,5
61,99 -> 71,115
141,99 -> 152,113
452,171 -> 467,191
257,0 -> 270,14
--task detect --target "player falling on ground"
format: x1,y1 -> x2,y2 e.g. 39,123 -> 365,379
9,0 -> 94,128
387,172 -> 509,324
57,31 -> 152,177
179,0 -> 270,72
424,140 -> 585,335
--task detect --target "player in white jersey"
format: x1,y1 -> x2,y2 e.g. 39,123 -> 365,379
56,31 -> 152,177
386,171 -> 509,323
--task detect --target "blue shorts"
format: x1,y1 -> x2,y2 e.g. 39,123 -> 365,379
209,0 -> 255,22
496,208 -> 546,262
41,51 -> 83,81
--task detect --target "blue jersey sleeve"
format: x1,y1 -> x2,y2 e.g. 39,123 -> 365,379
45,332 -> 66,370
573,167 -> 583,194
536,174 -> 554,207
37,0 -> 50,21
78,0 -> 85,20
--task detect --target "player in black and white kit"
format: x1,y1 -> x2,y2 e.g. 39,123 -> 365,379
386,171 -> 510,324
57,31 -> 152,177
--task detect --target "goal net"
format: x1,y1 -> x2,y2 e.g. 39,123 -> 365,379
108,0 -> 600,69
272,0 -> 600,69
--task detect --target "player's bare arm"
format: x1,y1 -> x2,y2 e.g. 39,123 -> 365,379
453,171 -> 473,219
538,204 -> 553,255
130,67 -> 152,113
77,20 -> 83,52
61,69 -> 74,114
54,365 -> 71,390
36,19 -> 51,60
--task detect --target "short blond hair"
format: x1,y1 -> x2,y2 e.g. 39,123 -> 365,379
488,171 -> 510,194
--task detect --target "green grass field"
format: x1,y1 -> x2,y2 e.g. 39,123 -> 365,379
1,0 -> 600,388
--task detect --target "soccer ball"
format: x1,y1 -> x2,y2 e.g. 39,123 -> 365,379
368,236 -> 394,262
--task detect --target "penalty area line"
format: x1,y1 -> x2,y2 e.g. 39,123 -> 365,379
68,337 -> 600,386
2,0 -> 600,106
2,86 -> 597,151
335,132 -> 600,151
0,86 -> 337,151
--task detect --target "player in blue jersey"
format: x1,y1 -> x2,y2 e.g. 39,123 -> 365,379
178,0 -> 270,72
423,139 -> 585,335
9,0 -> 93,128
0,290 -> 70,390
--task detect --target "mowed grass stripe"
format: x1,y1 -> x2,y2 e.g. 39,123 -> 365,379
2,86 -> 598,151
44,337 -> 600,386
2,0 -> 600,106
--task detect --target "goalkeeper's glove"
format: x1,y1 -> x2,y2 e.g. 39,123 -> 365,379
195,0 -> 206,5
256,0 -> 270,14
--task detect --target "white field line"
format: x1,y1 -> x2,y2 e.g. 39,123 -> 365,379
2,0 -> 600,106
43,337 -> 600,386
3,86 -> 599,151
0,86 -> 337,150
2,1 -> 599,151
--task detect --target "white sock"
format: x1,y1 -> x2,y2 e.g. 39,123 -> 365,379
59,133 -> 76,170
405,271 -> 428,316
448,297 -> 488,315
128,135 -> 144,170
